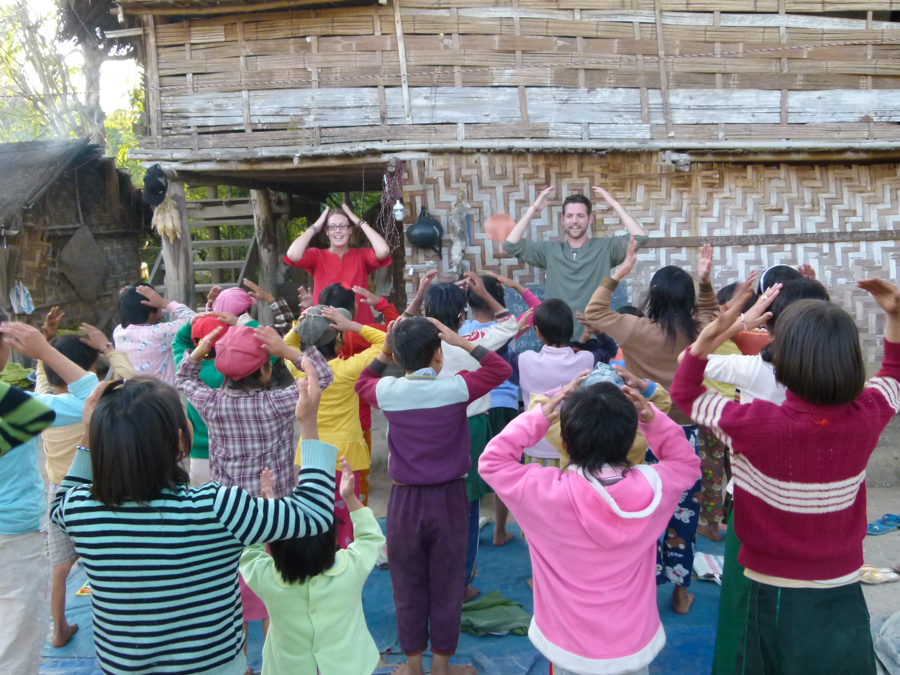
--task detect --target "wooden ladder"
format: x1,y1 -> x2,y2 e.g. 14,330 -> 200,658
149,194 -> 287,298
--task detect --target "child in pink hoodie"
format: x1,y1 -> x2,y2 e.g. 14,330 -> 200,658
479,376 -> 701,675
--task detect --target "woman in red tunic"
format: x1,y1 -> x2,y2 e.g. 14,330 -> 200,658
283,204 -> 392,325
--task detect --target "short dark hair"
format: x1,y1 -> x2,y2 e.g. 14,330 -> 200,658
562,194 -> 592,216
45,336 -> 99,387
560,382 -> 637,474
424,283 -> 467,331
616,304 -> 644,318
716,282 -> 755,312
319,283 -> 356,314
758,265 -> 802,296
224,361 -> 273,390
391,317 -> 442,372
268,520 -> 338,585
533,298 -> 573,347
119,283 -> 156,327
766,279 -> 830,333
466,275 -> 505,313
644,266 -> 699,345
89,378 -> 190,505
771,299 -> 865,406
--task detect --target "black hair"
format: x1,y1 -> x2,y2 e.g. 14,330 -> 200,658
319,283 -> 356,314
560,382 -> 637,474
424,283 -> 467,331
391,316 -> 442,372
616,304 -> 644,318
466,275 -> 505,313
224,361 -> 273,391
643,266 -> 699,345
316,339 -> 338,360
716,282 -> 756,312
562,194 -> 592,215
758,265 -> 802,297
760,279 -> 831,363
89,378 -> 190,505
45,336 -> 99,387
268,520 -> 338,584
771,299 -> 864,406
533,298 -> 574,347
119,283 -> 156,327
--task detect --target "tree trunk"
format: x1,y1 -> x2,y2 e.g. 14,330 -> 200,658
206,186 -> 222,284
252,189 -> 279,326
162,182 -> 195,307
81,41 -> 106,144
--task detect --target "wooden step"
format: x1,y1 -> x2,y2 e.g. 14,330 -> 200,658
193,260 -> 245,270
196,283 -> 239,293
188,218 -> 255,228
191,239 -> 253,248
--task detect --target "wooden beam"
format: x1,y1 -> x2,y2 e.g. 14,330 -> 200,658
162,182 -> 196,307
653,0 -> 674,138
642,230 -> 900,249
118,0 -> 378,16
392,0 -> 412,125
252,189 -> 279,326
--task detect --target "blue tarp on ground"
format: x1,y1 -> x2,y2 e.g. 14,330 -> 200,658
42,520 -> 725,675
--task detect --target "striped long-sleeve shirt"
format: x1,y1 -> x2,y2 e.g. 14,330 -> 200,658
50,440 -> 338,675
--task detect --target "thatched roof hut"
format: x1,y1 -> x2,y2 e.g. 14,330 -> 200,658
0,139 -> 149,331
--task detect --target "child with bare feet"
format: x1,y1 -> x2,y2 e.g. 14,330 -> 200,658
355,316 -> 511,675
479,371 -> 701,675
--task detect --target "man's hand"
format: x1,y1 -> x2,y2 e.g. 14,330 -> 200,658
0,322 -> 53,360
531,186 -> 555,212
42,306 -> 65,341
591,186 -> 614,204
623,385 -> 655,423
428,317 -> 473,352
322,307 -> 362,334
207,285 -> 222,307
259,468 -> 275,499
612,236 -> 638,282
698,243 -> 713,285
295,357 -> 322,439
298,286 -> 313,311
859,278 -> 900,315
136,285 -> 169,309
80,324 -> 112,353
352,285 -> 381,307
612,364 -> 648,393
243,279 -> 274,304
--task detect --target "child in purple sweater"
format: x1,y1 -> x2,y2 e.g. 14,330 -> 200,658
479,375 -> 700,675
355,316 -> 511,675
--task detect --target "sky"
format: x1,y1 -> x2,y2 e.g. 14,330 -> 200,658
2,0 -> 142,114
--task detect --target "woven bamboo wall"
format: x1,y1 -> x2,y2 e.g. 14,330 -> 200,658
133,0 -> 900,160
400,152 -> 899,361
14,162 -> 145,330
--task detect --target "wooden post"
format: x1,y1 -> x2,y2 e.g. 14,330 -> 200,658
206,186 -> 222,284
162,181 -> 195,308
252,189 -> 279,326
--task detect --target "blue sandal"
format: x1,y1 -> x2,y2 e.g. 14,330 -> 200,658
881,514 -> 900,526
868,519 -> 900,536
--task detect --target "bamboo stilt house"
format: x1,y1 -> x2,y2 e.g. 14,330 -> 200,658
105,0 -> 900,359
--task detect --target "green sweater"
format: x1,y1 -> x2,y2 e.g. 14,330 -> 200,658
172,320 -> 258,460
503,234 -> 648,339
239,508 -> 385,675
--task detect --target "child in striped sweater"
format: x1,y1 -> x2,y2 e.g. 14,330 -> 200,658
52,356 -> 338,675
670,274 -> 900,675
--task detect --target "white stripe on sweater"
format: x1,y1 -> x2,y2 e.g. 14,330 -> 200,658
868,377 -> 900,413
732,454 -> 865,514
690,391 -> 733,447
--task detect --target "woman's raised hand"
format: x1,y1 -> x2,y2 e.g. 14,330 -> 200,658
341,203 -> 361,225
311,206 -> 330,233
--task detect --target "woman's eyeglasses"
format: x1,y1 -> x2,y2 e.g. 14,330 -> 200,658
326,224 -> 350,232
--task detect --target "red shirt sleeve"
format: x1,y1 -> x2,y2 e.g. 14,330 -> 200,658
361,247 -> 392,274
283,247 -> 319,273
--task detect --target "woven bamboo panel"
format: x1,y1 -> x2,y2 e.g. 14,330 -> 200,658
401,153 -> 900,361
135,0 -> 900,158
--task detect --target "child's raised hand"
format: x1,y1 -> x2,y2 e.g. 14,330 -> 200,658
562,368 -> 591,396
297,286 -> 313,311
82,380 -> 111,427
798,263 -> 816,281
516,309 -> 534,334
0,322 -> 51,359
242,279 -> 274,304
428,317 -> 469,350
612,236 -> 638,282
79,323 -> 111,352
339,457 -> 355,501
691,273 -> 759,359
136,285 -> 168,309
612,364 -> 648,393
623,385 -> 655,423
322,306 -> 361,333
207,285 -> 222,307
295,357 -> 322,438
42,306 -> 65,340
254,325 -> 291,359
698,243 -> 714,285
858,278 -> 900,315
191,326 -> 224,360
383,317 -> 401,356
742,282 -> 781,327
259,468 -> 274,499
540,389 -> 568,423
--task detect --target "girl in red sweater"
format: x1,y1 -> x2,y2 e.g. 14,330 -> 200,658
670,275 -> 900,675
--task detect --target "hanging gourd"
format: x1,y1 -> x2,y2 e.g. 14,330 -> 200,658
406,206 -> 443,258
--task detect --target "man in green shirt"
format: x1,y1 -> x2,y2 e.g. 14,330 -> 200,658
503,186 -> 649,339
